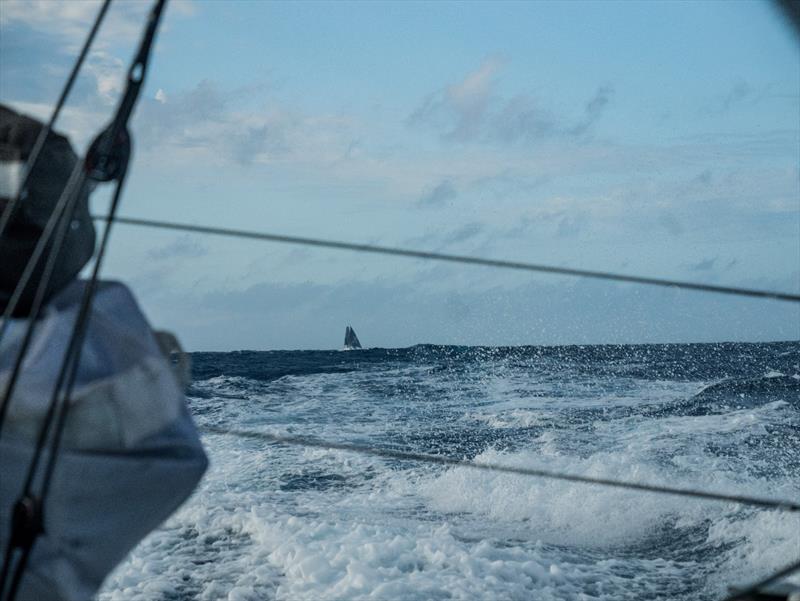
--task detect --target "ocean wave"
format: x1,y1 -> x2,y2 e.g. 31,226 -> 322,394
99,341 -> 799,600
692,374 -> 799,402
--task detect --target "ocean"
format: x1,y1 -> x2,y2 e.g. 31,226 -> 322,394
98,341 -> 800,601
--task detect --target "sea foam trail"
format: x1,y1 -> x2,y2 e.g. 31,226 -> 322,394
99,342 -> 800,600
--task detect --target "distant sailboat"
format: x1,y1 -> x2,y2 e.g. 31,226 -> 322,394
344,325 -> 362,350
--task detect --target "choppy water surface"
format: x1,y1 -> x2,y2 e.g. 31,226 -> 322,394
100,341 -> 800,600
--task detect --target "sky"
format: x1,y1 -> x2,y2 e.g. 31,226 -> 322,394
0,0 -> 798,350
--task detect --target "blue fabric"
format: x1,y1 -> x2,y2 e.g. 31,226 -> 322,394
0,281 -> 207,600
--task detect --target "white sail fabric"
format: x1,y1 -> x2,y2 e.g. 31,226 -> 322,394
344,325 -> 361,349
0,280 -> 207,601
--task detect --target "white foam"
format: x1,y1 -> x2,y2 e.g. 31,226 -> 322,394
468,409 -> 549,429
705,510 -> 800,593
99,352 -> 799,600
99,433 -> 698,600
415,446 -> 705,548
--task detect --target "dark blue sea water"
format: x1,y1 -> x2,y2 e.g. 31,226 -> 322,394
100,341 -> 800,601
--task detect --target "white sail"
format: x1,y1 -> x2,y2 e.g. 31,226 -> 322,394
344,325 -> 362,349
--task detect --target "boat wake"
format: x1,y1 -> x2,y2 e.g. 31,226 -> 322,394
99,341 -> 800,600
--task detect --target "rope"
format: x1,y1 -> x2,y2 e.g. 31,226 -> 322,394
200,426 -> 800,513
99,215 -> 800,303
0,0 -> 111,242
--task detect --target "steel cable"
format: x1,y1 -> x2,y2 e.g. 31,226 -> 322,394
99,215 -> 800,303
0,161 -> 90,438
0,172 -> 130,601
0,2 -> 168,598
200,425 -> 800,513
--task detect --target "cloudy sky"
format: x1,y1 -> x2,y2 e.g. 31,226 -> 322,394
1,0 -> 798,350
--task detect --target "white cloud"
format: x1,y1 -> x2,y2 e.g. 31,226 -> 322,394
0,1 -> 150,53
408,57 -> 613,145
0,0 -> 197,130
127,79 -> 368,170
408,57 -> 504,142
84,49 -> 126,105
0,0 -> 196,48
442,56 -> 504,141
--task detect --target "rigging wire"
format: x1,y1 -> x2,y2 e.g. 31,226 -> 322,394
38,172 -> 130,507
0,2 -> 168,599
721,558 -> 800,601
0,0 -> 112,242
1,172 -> 130,601
98,215 -> 800,303
0,0 -> 115,429
0,147 -> 95,599
0,161 -> 90,437
0,162 -> 85,344
199,425 -> 800,514
97,7 -> 800,596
